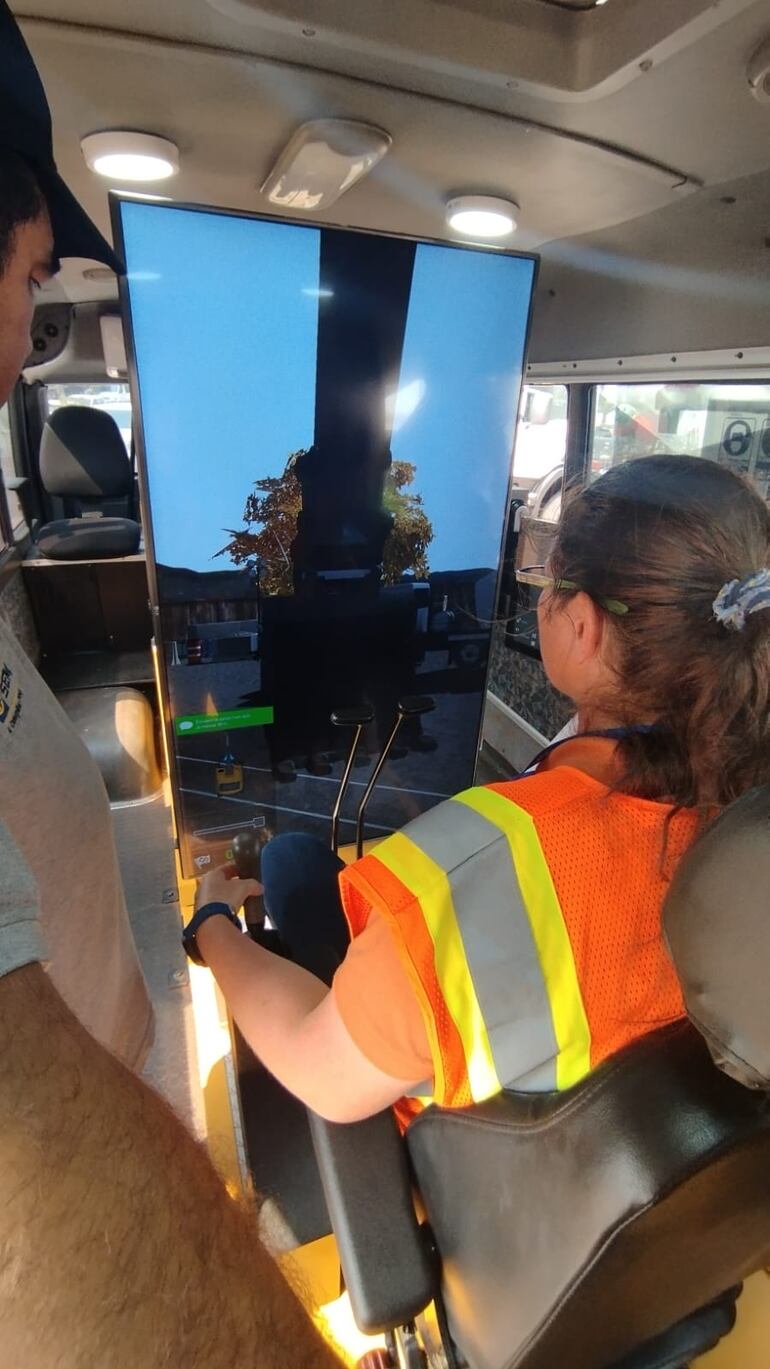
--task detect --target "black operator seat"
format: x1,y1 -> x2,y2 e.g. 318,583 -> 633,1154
36,405 -> 140,561
310,783 -> 770,1369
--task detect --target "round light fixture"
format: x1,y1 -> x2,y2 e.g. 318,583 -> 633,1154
446,195 -> 519,239
81,131 -> 179,182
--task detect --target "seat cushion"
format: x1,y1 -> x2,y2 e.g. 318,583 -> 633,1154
36,516 -> 141,561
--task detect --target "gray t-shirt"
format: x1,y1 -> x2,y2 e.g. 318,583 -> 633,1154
0,615 -> 152,1068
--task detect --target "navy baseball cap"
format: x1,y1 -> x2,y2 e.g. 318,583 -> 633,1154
0,1 -> 123,272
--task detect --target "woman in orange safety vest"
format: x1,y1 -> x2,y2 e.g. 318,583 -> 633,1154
184,455 -> 770,1124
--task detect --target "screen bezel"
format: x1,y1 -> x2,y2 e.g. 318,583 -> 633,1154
110,193 -> 539,873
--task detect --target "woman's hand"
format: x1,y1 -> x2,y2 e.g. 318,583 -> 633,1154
195,863 -> 262,916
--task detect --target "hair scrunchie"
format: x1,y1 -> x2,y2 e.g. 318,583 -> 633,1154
713,568 -> 770,632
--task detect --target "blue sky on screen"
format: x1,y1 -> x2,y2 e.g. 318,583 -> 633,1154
119,202 -> 535,575
121,202 -> 319,572
391,243 -> 534,570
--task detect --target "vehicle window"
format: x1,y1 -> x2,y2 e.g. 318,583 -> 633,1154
512,383 -> 568,523
590,382 -> 770,499
45,382 -> 133,455
0,402 -> 26,540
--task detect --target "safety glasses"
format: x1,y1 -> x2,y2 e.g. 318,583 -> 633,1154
515,565 -> 629,617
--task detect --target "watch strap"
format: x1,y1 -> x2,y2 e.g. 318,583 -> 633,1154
182,901 -> 242,966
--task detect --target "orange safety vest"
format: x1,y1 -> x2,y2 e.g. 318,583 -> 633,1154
339,768 -> 701,1113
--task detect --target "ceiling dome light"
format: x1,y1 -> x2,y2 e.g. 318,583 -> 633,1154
446,195 -> 519,240
81,131 -> 179,182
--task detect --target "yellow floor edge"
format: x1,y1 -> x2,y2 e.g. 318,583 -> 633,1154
695,1271 -> 770,1366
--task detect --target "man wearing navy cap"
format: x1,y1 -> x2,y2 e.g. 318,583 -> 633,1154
0,0 -> 122,393
0,0 -> 121,269
0,6 -> 341,1365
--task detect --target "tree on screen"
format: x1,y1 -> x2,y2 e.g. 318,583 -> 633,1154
218,451 -> 433,596
381,458 -> 433,585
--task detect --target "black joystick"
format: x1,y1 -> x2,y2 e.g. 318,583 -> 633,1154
355,696 -> 435,858
231,829 -> 267,927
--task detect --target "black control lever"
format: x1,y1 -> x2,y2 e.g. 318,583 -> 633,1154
330,706 -> 374,855
231,829 -> 266,926
355,696 -> 435,859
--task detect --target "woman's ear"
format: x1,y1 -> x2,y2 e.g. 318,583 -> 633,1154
566,591 -> 606,664
539,588 -> 613,700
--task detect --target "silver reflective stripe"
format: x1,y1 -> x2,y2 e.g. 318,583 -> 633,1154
401,797 -> 559,1091
406,1078 -> 433,1099
513,1058 -> 560,1091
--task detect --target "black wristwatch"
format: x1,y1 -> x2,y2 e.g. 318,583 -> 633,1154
182,901 -> 242,966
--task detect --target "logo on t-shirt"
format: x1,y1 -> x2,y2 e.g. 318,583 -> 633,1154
0,662 -> 23,734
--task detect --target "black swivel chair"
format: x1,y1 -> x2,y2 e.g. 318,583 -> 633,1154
311,784 -> 770,1368
35,405 -> 140,560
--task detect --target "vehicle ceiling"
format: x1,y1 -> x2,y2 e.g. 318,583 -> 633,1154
13,0 -> 770,348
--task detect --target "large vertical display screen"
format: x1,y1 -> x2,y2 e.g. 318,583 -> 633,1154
116,199 -> 536,877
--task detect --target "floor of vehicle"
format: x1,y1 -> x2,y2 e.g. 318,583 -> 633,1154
111,788 -> 204,1138
235,1033 -> 333,1249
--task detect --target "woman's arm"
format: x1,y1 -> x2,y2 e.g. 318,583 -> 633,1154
197,913 -> 422,1122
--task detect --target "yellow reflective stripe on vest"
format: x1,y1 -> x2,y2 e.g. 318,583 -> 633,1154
454,788 -> 592,1090
372,831 -> 501,1102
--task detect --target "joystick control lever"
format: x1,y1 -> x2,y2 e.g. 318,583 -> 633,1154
355,696 -> 435,858
330,706 -> 374,854
231,829 -> 266,927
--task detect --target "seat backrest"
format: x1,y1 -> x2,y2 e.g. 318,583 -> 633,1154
39,406 -> 132,518
405,787 -> 770,1369
664,783 -> 770,1089
407,1023 -> 770,1369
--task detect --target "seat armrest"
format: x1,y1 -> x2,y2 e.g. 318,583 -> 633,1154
309,1109 -> 436,1335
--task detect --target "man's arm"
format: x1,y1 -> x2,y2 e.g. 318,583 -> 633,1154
0,963 -> 343,1369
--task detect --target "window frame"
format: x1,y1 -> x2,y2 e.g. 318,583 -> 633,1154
0,403 -> 17,553
0,382 -> 44,550
0,484 -> 11,554
511,380 -> 571,495
566,383 -> 594,490
500,381 -> 590,653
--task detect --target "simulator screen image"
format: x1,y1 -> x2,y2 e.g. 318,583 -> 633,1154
117,200 -> 536,876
